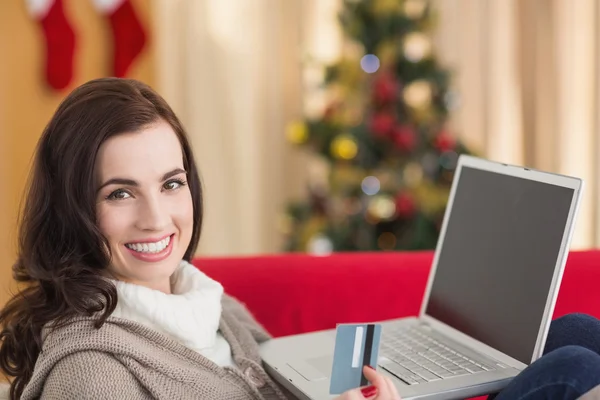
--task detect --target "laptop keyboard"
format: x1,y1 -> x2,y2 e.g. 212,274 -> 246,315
379,326 -> 497,385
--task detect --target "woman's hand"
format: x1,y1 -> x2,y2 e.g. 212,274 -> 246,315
333,366 -> 401,399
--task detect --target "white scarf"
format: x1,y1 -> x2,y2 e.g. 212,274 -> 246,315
111,260 -> 224,353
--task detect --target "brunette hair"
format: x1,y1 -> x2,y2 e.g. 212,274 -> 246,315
0,78 -> 203,399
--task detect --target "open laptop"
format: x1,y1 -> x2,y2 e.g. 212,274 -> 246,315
260,155 -> 584,400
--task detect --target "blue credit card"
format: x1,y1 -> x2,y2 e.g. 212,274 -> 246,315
329,323 -> 382,394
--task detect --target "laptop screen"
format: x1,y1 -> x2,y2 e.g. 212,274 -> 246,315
424,166 -> 575,365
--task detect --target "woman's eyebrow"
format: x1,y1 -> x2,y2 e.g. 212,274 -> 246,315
161,168 -> 187,181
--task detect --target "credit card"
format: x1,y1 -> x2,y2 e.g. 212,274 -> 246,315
329,323 -> 382,394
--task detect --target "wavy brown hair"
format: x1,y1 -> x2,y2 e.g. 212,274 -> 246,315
0,78 -> 204,399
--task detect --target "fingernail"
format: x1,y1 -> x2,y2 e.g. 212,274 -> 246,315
360,386 -> 377,398
366,365 -> 376,370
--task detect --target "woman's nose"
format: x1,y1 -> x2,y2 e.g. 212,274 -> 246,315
136,196 -> 169,231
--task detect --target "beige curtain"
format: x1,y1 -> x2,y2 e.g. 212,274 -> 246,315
152,0 -> 310,256
434,0 -> 599,249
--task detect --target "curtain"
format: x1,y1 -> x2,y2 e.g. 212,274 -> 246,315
434,0 -> 599,249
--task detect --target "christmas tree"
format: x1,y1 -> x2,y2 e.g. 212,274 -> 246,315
283,0 -> 477,254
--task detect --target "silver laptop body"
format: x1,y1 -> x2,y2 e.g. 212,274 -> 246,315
260,155 -> 584,400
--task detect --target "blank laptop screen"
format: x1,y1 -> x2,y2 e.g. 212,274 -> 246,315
425,166 -> 575,365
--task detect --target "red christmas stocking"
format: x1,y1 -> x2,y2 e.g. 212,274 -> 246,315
92,0 -> 147,77
25,0 -> 76,90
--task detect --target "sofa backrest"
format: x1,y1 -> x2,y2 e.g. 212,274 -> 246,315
193,250 -> 600,337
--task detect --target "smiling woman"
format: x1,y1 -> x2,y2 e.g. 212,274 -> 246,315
0,78 -> 400,400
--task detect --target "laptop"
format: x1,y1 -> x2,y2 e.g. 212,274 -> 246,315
260,155 -> 584,400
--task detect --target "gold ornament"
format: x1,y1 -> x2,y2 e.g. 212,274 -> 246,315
331,134 -> 358,160
403,32 -> 432,63
367,195 -> 396,221
403,0 -> 427,19
403,162 -> 424,187
286,120 -> 308,144
378,232 -> 397,250
403,80 -> 433,109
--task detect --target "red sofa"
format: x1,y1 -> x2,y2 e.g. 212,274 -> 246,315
193,250 -> 600,398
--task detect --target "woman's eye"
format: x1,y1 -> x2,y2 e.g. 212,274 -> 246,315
107,190 -> 131,200
164,179 -> 187,191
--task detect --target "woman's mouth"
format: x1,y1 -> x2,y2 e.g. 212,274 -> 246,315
124,234 -> 175,262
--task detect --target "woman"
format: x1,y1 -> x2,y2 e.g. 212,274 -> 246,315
0,78 -> 599,400
0,78 -> 399,400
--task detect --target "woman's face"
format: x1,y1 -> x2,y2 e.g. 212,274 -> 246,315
95,120 -> 194,293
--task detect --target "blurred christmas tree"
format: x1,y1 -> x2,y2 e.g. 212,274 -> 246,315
283,0 -> 477,254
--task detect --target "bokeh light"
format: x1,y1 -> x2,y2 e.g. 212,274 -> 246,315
368,195 -> 396,220
307,234 -> 333,256
403,80 -> 433,109
361,176 -> 381,195
403,32 -> 432,63
360,54 -> 380,73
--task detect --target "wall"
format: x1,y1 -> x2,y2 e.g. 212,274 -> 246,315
0,0 -> 155,308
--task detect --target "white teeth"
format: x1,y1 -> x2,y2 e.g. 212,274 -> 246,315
126,236 -> 171,254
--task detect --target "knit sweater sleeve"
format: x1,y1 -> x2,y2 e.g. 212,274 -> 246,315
40,351 -> 149,399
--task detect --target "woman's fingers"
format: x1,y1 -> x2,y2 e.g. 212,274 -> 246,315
332,366 -> 402,399
362,365 -> 401,399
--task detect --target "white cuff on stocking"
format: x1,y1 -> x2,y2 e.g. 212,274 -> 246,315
25,0 -> 55,19
90,0 -> 126,14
